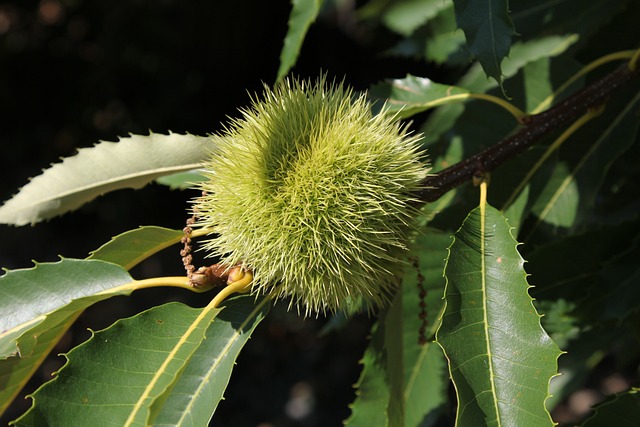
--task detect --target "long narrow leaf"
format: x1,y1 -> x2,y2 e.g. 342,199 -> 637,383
277,0 -> 323,82
149,296 -> 269,426
530,91 -> 640,233
88,226 -> 185,270
436,204 -> 561,426
13,302 -> 218,426
0,132 -> 216,226
345,292 -> 405,427
403,230 -> 450,427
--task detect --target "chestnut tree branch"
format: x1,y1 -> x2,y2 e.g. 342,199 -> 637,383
416,64 -> 640,204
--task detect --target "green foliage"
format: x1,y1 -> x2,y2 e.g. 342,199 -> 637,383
0,259 -> 134,415
277,0 -> 324,82
453,0 -> 514,86
88,226 -> 186,270
580,388 -> 640,427
437,204 -> 561,426
0,133 -> 215,226
1,0 -> 640,425
14,298 -> 267,426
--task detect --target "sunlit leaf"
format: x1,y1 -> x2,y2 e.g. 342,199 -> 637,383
88,226 -> 185,270
0,259 -> 133,416
381,0 -> 450,36
14,302 -> 220,426
421,35 -> 578,145
0,132 -> 215,226
436,204 -> 561,426
149,296 -> 268,426
370,75 -> 469,119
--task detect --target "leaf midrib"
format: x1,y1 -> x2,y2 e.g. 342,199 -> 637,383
7,163 -> 205,214
480,198 -> 502,424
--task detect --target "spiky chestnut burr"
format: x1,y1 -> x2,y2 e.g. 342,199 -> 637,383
192,76 -> 430,315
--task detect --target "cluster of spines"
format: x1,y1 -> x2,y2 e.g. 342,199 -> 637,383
193,76 -> 429,315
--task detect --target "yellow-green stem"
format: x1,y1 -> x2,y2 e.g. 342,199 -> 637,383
210,270 -> 254,308
96,276 -> 210,295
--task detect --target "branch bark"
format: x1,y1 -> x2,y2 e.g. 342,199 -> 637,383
416,64 -> 640,204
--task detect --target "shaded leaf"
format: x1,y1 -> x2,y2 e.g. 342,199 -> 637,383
529,90 -> 640,235
423,4 -> 467,65
345,292 -> 405,427
88,226 -> 185,270
0,132 -> 215,226
453,0 -> 515,85
583,235 -> 640,321
345,319 -> 390,427
436,204 -> 561,426
511,0 -> 629,51
525,217 -> 640,303
581,388 -> 640,427
277,0 -> 323,82
403,230 -> 450,427
155,169 -> 207,190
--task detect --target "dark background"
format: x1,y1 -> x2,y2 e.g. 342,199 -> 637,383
0,1 -> 436,425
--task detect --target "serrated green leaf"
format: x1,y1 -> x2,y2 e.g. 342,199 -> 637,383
277,0 -> 323,82
436,204 -> 561,427
0,259 -> 133,354
381,0 -> 450,36
421,35 -> 578,145
346,291 -> 406,427
0,259 -> 133,416
88,226 -> 185,270
370,75 -> 469,119
403,230 -> 450,427
453,0 -> 515,85
13,301 -> 222,426
581,388 -> 640,427
423,4 -> 467,65
345,319 -> 390,427
0,132 -> 216,226
149,296 -> 268,426
155,169 -> 207,190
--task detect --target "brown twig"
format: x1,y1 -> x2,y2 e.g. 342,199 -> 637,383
415,64 -> 640,204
